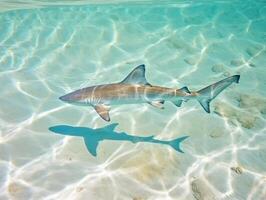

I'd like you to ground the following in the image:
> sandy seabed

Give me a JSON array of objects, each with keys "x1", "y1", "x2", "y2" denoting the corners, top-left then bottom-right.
[{"x1": 0, "y1": 1, "x2": 266, "y2": 199}]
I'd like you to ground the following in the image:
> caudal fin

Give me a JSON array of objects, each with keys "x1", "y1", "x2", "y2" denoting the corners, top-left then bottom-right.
[
  {"x1": 197, "y1": 75, "x2": 240, "y2": 113},
  {"x1": 168, "y1": 136, "x2": 189, "y2": 153}
]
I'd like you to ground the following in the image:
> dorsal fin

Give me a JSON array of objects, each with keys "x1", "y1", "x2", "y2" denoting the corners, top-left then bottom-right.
[
  {"x1": 101, "y1": 123, "x2": 119, "y2": 131},
  {"x1": 121, "y1": 64, "x2": 151, "y2": 85}
]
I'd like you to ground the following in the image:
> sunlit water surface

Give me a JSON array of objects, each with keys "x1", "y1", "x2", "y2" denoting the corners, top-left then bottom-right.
[{"x1": 0, "y1": 1, "x2": 266, "y2": 199}]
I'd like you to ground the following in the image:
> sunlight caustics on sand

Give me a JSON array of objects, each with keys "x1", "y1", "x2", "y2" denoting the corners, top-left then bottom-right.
[{"x1": 0, "y1": 1, "x2": 266, "y2": 199}]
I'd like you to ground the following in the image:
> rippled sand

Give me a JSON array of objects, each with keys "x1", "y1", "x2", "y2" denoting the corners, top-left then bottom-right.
[{"x1": 0, "y1": 1, "x2": 266, "y2": 199}]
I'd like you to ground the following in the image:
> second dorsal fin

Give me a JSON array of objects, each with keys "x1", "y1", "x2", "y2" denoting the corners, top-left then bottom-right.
[
  {"x1": 121, "y1": 64, "x2": 151, "y2": 85},
  {"x1": 180, "y1": 86, "x2": 191, "y2": 94}
]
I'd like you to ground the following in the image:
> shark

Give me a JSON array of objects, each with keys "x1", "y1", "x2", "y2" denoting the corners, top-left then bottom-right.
[
  {"x1": 59, "y1": 64, "x2": 240, "y2": 121},
  {"x1": 49, "y1": 123, "x2": 189, "y2": 156}
]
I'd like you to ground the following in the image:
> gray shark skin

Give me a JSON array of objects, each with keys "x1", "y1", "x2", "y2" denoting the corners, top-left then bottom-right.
[
  {"x1": 59, "y1": 64, "x2": 240, "y2": 121},
  {"x1": 49, "y1": 123, "x2": 189, "y2": 156}
]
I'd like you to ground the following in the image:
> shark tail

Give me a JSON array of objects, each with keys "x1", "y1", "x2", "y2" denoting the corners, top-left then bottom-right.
[
  {"x1": 169, "y1": 136, "x2": 189, "y2": 153},
  {"x1": 196, "y1": 75, "x2": 240, "y2": 113}
]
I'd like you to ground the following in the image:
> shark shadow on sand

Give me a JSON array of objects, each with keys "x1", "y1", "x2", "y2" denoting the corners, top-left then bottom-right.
[{"x1": 49, "y1": 123, "x2": 189, "y2": 157}]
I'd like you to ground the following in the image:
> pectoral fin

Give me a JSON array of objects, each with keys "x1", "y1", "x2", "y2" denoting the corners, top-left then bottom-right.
[
  {"x1": 93, "y1": 105, "x2": 110, "y2": 121},
  {"x1": 84, "y1": 137, "x2": 99, "y2": 156},
  {"x1": 148, "y1": 100, "x2": 164, "y2": 109}
]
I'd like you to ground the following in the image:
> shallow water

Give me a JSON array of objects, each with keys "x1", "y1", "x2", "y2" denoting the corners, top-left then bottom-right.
[{"x1": 0, "y1": 1, "x2": 266, "y2": 199}]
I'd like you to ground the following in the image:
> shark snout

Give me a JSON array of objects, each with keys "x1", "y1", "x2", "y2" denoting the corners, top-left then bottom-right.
[
  {"x1": 59, "y1": 92, "x2": 81, "y2": 104},
  {"x1": 59, "y1": 94, "x2": 71, "y2": 102}
]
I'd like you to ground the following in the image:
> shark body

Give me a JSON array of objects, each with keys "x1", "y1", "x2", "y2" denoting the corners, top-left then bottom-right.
[
  {"x1": 59, "y1": 64, "x2": 240, "y2": 121},
  {"x1": 49, "y1": 123, "x2": 189, "y2": 156}
]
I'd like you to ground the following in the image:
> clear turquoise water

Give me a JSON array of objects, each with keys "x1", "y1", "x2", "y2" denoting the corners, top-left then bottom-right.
[{"x1": 0, "y1": 1, "x2": 266, "y2": 199}]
